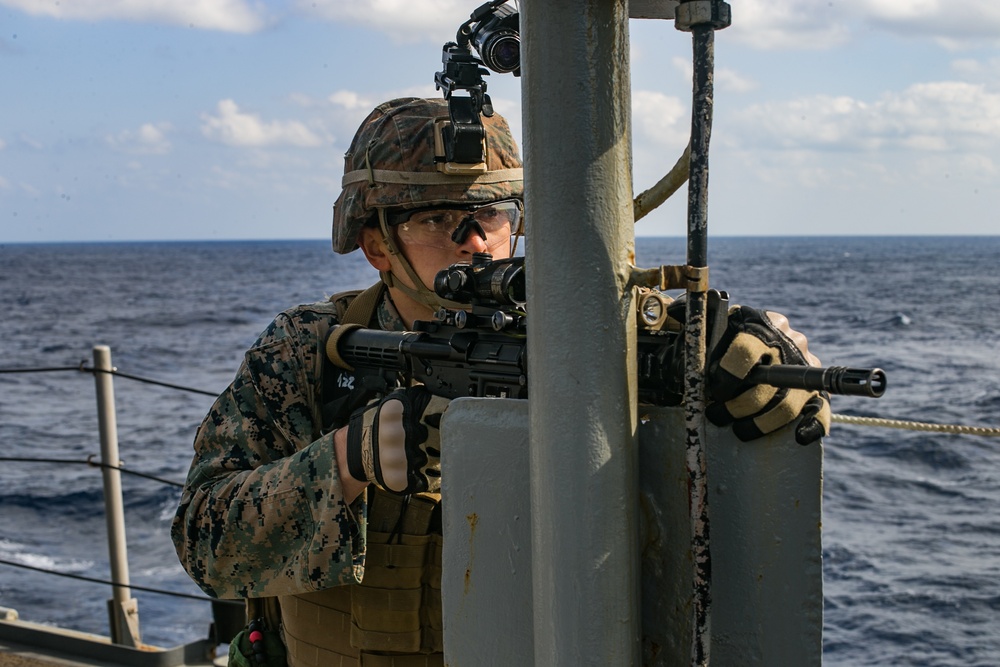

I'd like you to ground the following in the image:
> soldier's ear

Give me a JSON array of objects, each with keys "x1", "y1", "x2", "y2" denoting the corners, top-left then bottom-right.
[{"x1": 357, "y1": 226, "x2": 392, "y2": 271}]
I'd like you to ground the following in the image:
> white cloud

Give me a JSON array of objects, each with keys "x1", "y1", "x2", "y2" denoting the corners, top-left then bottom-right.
[
  {"x1": 294, "y1": 0, "x2": 992, "y2": 56},
  {"x1": 17, "y1": 134, "x2": 43, "y2": 150},
  {"x1": 630, "y1": 89, "x2": 692, "y2": 200},
  {"x1": 881, "y1": 81, "x2": 1000, "y2": 141},
  {"x1": 200, "y1": 100, "x2": 327, "y2": 148},
  {"x1": 107, "y1": 122, "x2": 173, "y2": 155},
  {"x1": 717, "y1": 68, "x2": 758, "y2": 94},
  {"x1": 951, "y1": 57, "x2": 1000, "y2": 86},
  {"x1": 727, "y1": 0, "x2": 852, "y2": 51},
  {"x1": 734, "y1": 149, "x2": 851, "y2": 189},
  {"x1": 731, "y1": 81, "x2": 1000, "y2": 153},
  {"x1": 297, "y1": 0, "x2": 472, "y2": 43},
  {"x1": 953, "y1": 152, "x2": 998, "y2": 178},
  {"x1": 0, "y1": 0, "x2": 268, "y2": 33},
  {"x1": 18, "y1": 182, "x2": 41, "y2": 197},
  {"x1": 284, "y1": 87, "x2": 464, "y2": 155},
  {"x1": 328, "y1": 90, "x2": 381, "y2": 113},
  {"x1": 632, "y1": 90, "x2": 688, "y2": 148},
  {"x1": 857, "y1": 0, "x2": 1000, "y2": 48},
  {"x1": 725, "y1": 0, "x2": 1000, "y2": 51},
  {"x1": 951, "y1": 59, "x2": 983, "y2": 77}
]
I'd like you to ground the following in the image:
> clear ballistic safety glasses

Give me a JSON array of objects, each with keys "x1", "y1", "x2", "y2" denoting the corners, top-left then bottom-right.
[{"x1": 387, "y1": 199, "x2": 522, "y2": 251}]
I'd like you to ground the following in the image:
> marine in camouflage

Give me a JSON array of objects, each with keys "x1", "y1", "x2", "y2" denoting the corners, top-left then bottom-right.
[
  {"x1": 173, "y1": 96, "x2": 519, "y2": 663},
  {"x1": 171, "y1": 293, "x2": 406, "y2": 599}
]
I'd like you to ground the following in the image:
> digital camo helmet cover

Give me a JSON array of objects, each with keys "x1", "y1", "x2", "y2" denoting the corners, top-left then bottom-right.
[{"x1": 332, "y1": 97, "x2": 524, "y2": 254}]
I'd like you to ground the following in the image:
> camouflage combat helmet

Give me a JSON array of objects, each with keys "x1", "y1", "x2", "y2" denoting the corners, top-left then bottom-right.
[{"x1": 332, "y1": 97, "x2": 524, "y2": 254}]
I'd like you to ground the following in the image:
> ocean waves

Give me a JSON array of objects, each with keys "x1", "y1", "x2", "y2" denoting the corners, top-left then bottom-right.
[{"x1": 2, "y1": 237, "x2": 998, "y2": 659}]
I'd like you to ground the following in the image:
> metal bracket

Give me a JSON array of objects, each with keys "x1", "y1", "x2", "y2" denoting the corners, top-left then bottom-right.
[
  {"x1": 108, "y1": 597, "x2": 142, "y2": 648},
  {"x1": 675, "y1": 0, "x2": 732, "y2": 31},
  {"x1": 629, "y1": 264, "x2": 709, "y2": 292},
  {"x1": 629, "y1": 0, "x2": 679, "y2": 19}
]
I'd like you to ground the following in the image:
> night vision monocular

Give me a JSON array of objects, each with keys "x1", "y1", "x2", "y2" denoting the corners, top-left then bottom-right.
[{"x1": 434, "y1": 0, "x2": 520, "y2": 172}]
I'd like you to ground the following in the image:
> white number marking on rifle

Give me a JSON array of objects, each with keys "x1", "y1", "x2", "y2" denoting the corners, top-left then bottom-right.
[{"x1": 338, "y1": 373, "x2": 355, "y2": 390}]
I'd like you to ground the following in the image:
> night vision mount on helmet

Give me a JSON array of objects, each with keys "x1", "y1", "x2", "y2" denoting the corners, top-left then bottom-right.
[{"x1": 434, "y1": 0, "x2": 520, "y2": 173}]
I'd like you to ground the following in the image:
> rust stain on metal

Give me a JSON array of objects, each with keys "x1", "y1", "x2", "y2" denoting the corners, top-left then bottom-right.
[{"x1": 464, "y1": 513, "x2": 479, "y2": 596}]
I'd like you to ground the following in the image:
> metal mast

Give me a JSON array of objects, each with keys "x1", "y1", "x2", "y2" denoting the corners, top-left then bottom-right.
[{"x1": 522, "y1": 1, "x2": 640, "y2": 664}]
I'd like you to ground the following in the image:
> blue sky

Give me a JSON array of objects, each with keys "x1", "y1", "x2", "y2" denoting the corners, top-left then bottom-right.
[{"x1": 1, "y1": 0, "x2": 998, "y2": 242}]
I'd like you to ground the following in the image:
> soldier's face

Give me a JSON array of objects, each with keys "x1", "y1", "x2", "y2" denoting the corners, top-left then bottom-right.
[
  {"x1": 394, "y1": 215, "x2": 512, "y2": 292},
  {"x1": 357, "y1": 210, "x2": 515, "y2": 324}
]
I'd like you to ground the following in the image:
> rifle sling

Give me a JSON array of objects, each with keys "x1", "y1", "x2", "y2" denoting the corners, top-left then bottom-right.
[{"x1": 321, "y1": 282, "x2": 386, "y2": 430}]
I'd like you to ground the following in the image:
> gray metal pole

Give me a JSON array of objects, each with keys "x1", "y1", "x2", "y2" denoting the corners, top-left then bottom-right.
[
  {"x1": 92, "y1": 345, "x2": 141, "y2": 646},
  {"x1": 681, "y1": 23, "x2": 715, "y2": 667},
  {"x1": 521, "y1": 1, "x2": 640, "y2": 665},
  {"x1": 675, "y1": 4, "x2": 730, "y2": 663}
]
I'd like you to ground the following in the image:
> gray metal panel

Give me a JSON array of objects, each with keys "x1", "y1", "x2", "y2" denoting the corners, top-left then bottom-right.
[
  {"x1": 639, "y1": 407, "x2": 823, "y2": 666},
  {"x1": 441, "y1": 398, "x2": 533, "y2": 666},
  {"x1": 442, "y1": 401, "x2": 823, "y2": 666}
]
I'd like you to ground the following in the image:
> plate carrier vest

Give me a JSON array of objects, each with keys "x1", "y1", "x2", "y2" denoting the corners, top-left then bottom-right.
[{"x1": 277, "y1": 283, "x2": 445, "y2": 667}]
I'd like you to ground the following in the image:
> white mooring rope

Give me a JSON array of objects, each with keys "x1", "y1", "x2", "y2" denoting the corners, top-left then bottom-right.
[{"x1": 832, "y1": 414, "x2": 1000, "y2": 437}]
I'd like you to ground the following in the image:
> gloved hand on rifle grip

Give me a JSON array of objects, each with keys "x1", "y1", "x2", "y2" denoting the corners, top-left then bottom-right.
[
  {"x1": 346, "y1": 386, "x2": 450, "y2": 495},
  {"x1": 706, "y1": 305, "x2": 831, "y2": 446}
]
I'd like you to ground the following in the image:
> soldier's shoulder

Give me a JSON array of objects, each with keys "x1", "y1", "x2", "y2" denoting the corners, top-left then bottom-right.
[
  {"x1": 252, "y1": 300, "x2": 342, "y2": 348},
  {"x1": 326, "y1": 289, "x2": 366, "y2": 320},
  {"x1": 280, "y1": 299, "x2": 344, "y2": 324}
]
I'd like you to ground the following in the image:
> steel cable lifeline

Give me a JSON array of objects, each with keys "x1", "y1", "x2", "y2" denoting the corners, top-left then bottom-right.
[
  {"x1": 0, "y1": 364, "x2": 219, "y2": 396},
  {"x1": 1, "y1": 345, "x2": 238, "y2": 648},
  {"x1": 0, "y1": 557, "x2": 230, "y2": 605},
  {"x1": 1, "y1": 361, "x2": 997, "y2": 439},
  {"x1": 0, "y1": 456, "x2": 185, "y2": 487}
]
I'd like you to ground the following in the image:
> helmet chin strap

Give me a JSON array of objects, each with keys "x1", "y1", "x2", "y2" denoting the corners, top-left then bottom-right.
[{"x1": 376, "y1": 209, "x2": 468, "y2": 313}]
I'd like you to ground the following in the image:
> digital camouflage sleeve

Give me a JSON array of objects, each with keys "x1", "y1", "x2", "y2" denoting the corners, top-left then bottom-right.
[{"x1": 171, "y1": 300, "x2": 367, "y2": 599}]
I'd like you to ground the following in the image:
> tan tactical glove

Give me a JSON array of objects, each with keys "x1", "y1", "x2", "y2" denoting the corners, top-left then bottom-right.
[
  {"x1": 707, "y1": 306, "x2": 831, "y2": 445},
  {"x1": 346, "y1": 386, "x2": 449, "y2": 495}
]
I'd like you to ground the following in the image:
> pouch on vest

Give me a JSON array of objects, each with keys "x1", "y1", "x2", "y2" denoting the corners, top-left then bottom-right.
[
  {"x1": 228, "y1": 597, "x2": 286, "y2": 667},
  {"x1": 228, "y1": 617, "x2": 287, "y2": 667},
  {"x1": 348, "y1": 491, "x2": 444, "y2": 654}
]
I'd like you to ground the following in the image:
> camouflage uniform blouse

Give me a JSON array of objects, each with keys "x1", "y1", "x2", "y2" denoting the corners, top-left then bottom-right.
[{"x1": 171, "y1": 292, "x2": 404, "y2": 599}]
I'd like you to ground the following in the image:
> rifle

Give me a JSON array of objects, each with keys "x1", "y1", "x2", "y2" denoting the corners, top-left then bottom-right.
[{"x1": 325, "y1": 254, "x2": 886, "y2": 403}]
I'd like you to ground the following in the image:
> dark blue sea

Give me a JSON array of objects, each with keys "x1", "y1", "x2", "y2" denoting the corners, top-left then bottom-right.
[{"x1": 1, "y1": 237, "x2": 998, "y2": 665}]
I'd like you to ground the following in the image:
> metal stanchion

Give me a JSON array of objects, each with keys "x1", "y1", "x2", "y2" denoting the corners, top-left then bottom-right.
[{"x1": 92, "y1": 345, "x2": 142, "y2": 648}]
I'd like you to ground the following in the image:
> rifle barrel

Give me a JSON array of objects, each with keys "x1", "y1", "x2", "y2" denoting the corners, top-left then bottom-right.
[{"x1": 746, "y1": 365, "x2": 886, "y2": 398}]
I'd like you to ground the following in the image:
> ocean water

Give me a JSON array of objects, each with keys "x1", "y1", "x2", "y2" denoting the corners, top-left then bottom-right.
[{"x1": 1, "y1": 237, "x2": 998, "y2": 665}]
